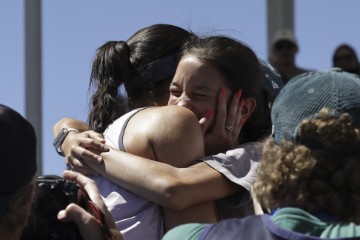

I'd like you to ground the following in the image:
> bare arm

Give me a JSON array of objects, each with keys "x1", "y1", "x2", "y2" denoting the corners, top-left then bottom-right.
[
  {"x1": 86, "y1": 147, "x2": 239, "y2": 210},
  {"x1": 53, "y1": 118, "x2": 108, "y2": 173},
  {"x1": 53, "y1": 117, "x2": 90, "y2": 136},
  {"x1": 53, "y1": 119, "x2": 239, "y2": 210},
  {"x1": 53, "y1": 94, "x2": 243, "y2": 210},
  {"x1": 119, "y1": 105, "x2": 218, "y2": 229},
  {"x1": 54, "y1": 105, "x2": 241, "y2": 210}
]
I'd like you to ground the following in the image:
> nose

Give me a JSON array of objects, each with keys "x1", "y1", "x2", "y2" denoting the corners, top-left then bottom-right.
[{"x1": 176, "y1": 94, "x2": 193, "y2": 111}]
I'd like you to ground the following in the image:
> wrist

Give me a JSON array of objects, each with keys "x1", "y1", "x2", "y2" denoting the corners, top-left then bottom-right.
[{"x1": 53, "y1": 128, "x2": 80, "y2": 156}]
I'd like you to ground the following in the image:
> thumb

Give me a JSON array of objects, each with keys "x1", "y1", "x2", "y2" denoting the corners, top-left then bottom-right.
[
  {"x1": 58, "y1": 203, "x2": 103, "y2": 240},
  {"x1": 199, "y1": 110, "x2": 212, "y2": 134}
]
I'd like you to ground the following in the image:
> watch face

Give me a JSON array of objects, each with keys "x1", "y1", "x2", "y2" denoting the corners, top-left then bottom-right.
[
  {"x1": 53, "y1": 128, "x2": 67, "y2": 146},
  {"x1": 53, "y1": 128, "x2": 79, "y2": 156},
  {"x1": 53, "y1": 128, "x2": 69, "y2": 156}
]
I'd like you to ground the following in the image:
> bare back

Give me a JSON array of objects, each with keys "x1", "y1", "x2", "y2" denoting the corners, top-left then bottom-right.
[{"x1": 123, "y1": 105, "x2": 218, "y2": 230}]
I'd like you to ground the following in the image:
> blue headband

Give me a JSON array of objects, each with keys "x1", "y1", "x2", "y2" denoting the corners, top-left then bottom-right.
[{"x1": 131, "y1": 52, "x2": 179, "y2": 93}]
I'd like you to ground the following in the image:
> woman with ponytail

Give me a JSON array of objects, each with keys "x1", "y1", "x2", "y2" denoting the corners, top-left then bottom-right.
[{"x1": 53, "y1": 24, "x2": 279, "y2": 239}]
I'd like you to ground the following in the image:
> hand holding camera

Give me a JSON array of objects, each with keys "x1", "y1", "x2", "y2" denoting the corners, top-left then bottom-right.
[
  {"x1": 21, "y1": 171, "x2": 122, "y2": 240},
  {"x1": 58, "y1": 171, "x2": 122, "y2": 240}
]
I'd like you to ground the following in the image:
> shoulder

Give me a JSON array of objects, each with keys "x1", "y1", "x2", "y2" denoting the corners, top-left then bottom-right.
[
  {"x1": 124, "y1": 106, "x2": 204, "y2": 157},
  {"x1": 144, "y1": 105, "x2": 198, "y2": 122},
  {"x1": 131, "y1": 105, "x2": 201, "y2": 134},
  {"x1": 203, "y1": 215, "x2": 277, "y2": 240},
  {"x1": 162, "y1": 223, "x2": 208, "y2": 240},
  {"x1": 201, "y1": 141, "x2": 263, "y2": 189},
  {"x1": 163, "y1": 216, "x2": 266, "y2": 240}
]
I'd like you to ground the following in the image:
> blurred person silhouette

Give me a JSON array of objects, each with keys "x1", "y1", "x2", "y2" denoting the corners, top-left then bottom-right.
[
  {"x1": 0, "y1": 103, "x2": 122, "y2": 240},
  {"x1": 269, "y1": 28, "x2": 312, "y2": 84},
  {"x1": 163, "y1": 69, "x2": 360, "y2": 240},
  {"x1": 332, "y1": 43, "x2": 360, "y2": 75}
]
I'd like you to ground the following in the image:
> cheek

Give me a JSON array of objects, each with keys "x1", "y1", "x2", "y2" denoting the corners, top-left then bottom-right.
[
  {"x1": 167, "y1": 96, "x2": 176, "y2": 106},
  {"x1": 193, "y1": 100, "x2": 217, "y2": 116}
]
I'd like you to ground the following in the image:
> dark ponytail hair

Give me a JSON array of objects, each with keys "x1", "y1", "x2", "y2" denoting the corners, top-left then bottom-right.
[
  {"x1": 87, "y1": 24, "x2": 193, "y2": 133},
  {"x1": 88, "y1": 41, "x2": 134, "y2": 132}
]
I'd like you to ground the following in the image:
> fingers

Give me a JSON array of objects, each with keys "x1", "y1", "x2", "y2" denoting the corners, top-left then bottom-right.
[
  {"x1": 63, "y1": 171, "x2": 104, "y2": 208},
  {"x1": 71, "y1": 143, "x2": 105, "y2": 164},
  {"x1": 63, "y1": 130, "x2": 109, "y2": 168},
  {"x1": 86, "y1": 131, "x2": 107, "y2": 143},
  {"x1": 212, "y1": 88, "x2": 227, "y2": 132},
  {"x1": 225, "y1": 90, "x2": 244, "y2": 142},
  {"x1": 203, "y1": 88, "x2": 244, "y2": 154},
  {"x1": 214, "y1": 89, "x2": 242, "y2": 133},
  {"x1": 62, "y1": 171, "x2": 118, "y2": 231},
  {"x1": 58, "y1": 203, "x2": 104, "y2": 240},
  {"x1": 229, "y1": 98, "x2": 244, "y2": 141},
  {"x1": 199, "y1": 110, "x2": 213, "y2": 134},
  {"x1": 81, "y1": 131, "x2": 109, "y2": 152},
  {"x1": 71, "y1": 132, "x2": 109, "y2": 155},
  {"x1": 225, "y1": 90, "x2": 242, "y2": 129}
]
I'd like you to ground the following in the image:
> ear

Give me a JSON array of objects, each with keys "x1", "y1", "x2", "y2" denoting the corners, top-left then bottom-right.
[{"x1": 241, "y1": 97, "x2": 256, "y2": 122}]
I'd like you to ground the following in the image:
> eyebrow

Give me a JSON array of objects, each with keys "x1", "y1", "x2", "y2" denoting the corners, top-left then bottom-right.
[{"x1": 170, "y1": 82, "x2": 214, "y2": 91}]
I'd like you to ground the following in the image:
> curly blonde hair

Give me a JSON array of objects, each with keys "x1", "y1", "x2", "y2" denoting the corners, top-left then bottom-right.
[{"x1": 253, "y1": 108, "x2": 360, "y2": 222}]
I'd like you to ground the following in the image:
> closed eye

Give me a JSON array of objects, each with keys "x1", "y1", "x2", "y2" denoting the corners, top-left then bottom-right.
[
  {"x1": 192, "y1": 89, "x2": 216, "y2": 98},
  {"x1": 195, "y1": 92, "x2": 210, "y2": 97},
  {"x1": 169, "y1": 89, "x2": 182, "y2": 97}
]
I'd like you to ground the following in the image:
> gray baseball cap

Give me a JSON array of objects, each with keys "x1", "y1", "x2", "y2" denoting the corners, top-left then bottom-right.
[{"x1": 272, "y1": 68, "x2": 360, "y2": 143}]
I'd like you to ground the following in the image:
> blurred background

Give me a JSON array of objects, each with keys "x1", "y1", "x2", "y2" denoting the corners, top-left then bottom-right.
[{"x1": 1, "y1": 0, "x2": 359, "y2": 175}]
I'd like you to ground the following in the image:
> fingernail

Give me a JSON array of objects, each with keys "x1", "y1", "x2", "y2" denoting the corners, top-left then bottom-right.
[
  {"x1": 205, "y1": 110, "x2": 212, "y2": 119},
  {"x1": 239, "y1": 98, "x2": 244, "y2": 106},
  {"x1": 220, "y1": 88, "x2": 226, "y2": 97},
  {"x1": 57, "y1": 210, "x2": 65, "y2": 219},
  {"x1": 98, "y1": 137, "x2": 106, "y2": 142},
  {"x1": 236, "y1": 89, "x2": 242, "y2": 98},
  {"x1": 97, "y1": 156, "x2": 102, "y2": 163}
]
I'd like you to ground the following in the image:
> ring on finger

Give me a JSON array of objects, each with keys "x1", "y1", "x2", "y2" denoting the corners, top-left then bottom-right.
[{"x1": 225, "y1": 125, "x2": 234, "y2": 131}]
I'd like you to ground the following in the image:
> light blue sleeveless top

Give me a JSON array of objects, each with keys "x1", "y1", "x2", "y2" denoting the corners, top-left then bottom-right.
[{"x1": 92, "y1": 107, "x2": 164, "y2": 240}]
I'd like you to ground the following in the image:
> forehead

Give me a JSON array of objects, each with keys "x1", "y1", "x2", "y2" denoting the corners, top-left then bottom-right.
[{"x1": 171, "y1": 55, "x2": 226, "y2": 87}]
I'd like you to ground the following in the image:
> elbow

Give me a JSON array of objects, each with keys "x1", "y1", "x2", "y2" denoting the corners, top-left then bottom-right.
[{"x1": 156, "y1": 178, "x2": 189, "y2": 210}]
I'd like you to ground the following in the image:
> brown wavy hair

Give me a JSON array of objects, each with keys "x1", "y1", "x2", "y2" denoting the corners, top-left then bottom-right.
[{"x1": 254, "y1": 108, "x2": 360, "y2": 223}]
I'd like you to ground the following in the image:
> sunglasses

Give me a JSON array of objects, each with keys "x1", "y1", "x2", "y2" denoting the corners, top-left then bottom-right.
[{"x1": 274, "y1": 41, "x2": 295, "y2": 51}]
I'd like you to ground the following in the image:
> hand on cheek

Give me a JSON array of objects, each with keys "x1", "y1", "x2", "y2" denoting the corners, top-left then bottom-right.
[
  {"x1": 199, "y1": 110, "x2": 213, "y2": 134},
  {"x1": 202, "y1": 88, "x2": 244, "y2": 155}
]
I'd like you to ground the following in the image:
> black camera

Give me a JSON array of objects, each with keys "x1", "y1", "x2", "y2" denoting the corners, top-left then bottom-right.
[{"x1": 21, "y1": 175, "x2": 87, "y2": 240}]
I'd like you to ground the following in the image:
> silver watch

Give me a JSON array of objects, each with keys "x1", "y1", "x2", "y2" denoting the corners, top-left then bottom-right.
[{"x1": 53, "y1": 128, "x2": 79, "y2": 156}]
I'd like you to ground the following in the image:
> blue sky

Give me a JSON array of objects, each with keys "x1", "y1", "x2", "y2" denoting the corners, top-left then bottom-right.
[{"x1": 1, "y1": 0, "x2": 360, "y2": 175}]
